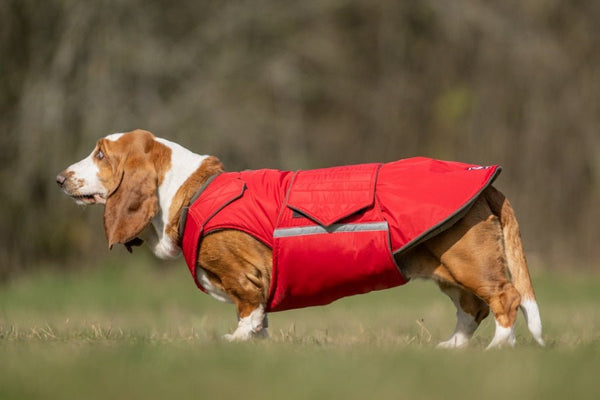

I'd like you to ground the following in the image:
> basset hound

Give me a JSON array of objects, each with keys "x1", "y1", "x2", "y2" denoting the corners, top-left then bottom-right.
[{"x1": 56, "y1": 129, "x2": 544, "y2": 348}]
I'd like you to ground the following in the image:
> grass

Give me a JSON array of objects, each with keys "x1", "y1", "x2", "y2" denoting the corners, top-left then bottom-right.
[{"x1": 1, "y1": 255, "x2": 599, "y2": 399}]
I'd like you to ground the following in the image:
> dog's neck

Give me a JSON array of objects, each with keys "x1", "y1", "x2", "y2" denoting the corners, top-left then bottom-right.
[{"x1": 146, "y1": 138, "x2": 224, "y2": 259}]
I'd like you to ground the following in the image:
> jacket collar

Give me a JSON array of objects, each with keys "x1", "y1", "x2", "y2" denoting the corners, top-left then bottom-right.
[{"x1": 177, "y1": 172, "x2": 222, "y2": 246}]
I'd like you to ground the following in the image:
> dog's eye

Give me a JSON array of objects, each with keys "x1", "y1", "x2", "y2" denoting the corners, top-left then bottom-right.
[{"x1": 96, "y1": 150, "x2": 104, "y2": 160}]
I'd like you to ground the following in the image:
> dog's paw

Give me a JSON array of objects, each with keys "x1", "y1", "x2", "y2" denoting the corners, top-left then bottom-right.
[
  {"x1": 436, "y1": 337, "x2": 469, "y2": 349},
  {"x1": 223, "y1": 333, "x2": 239, "y2": 342},
  {"x1": 224, "y1": 307, "x2": 269, "y2": 342},
  {"x1": 223, "y1": 328, "x2": 269, "y2": 342},
  {"x1": 223, "y1": 333, "x2": 245, "y2": 342},
  {"x1": 223, "y1": 330, "x2": 251, "y2": 342},
  {"x1": 486, "y1": 322, "x2": 516, "y2": 350}
]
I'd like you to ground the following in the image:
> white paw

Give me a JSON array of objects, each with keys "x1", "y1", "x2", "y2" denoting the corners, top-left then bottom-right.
[
  {"x1": 437, "y1": 335, "x2": 469, "y2": 349},
  {"x1": 223, "y1": 333, "x2": 237, "y2": 342},
  {"x1": 250, "y1": 308, "x2": 266, "y2": 332},
  {"x1": 223, "y1": 330, "x2": 252, "y2": 342},
  {"x1": 486, "y1": 322, "x2": 516, "y2": 350},
  {"x1": 223, "y1": 327, "x2": 269, "y2": 342},
  {"x1": 224, "y1": 306, "x2": 269, "y2": 342}
]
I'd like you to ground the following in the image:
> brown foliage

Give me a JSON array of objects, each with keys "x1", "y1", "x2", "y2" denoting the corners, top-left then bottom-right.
[{"x1": 1, "y1": 0, "x2": 598, "y2": 276}]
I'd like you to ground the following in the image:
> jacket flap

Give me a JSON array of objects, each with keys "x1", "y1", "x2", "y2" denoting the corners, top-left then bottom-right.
[
  {"x1": 188, "y1": 175, "x2": 246, "y2": 230},
  {"x1": 286, "y1": 163, "x2": 381, "y2": 227}
]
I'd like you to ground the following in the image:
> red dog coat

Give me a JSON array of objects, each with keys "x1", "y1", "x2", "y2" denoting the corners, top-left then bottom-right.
[{"x1": 180, "y1": 157, "x2": 500, "y2": 312}]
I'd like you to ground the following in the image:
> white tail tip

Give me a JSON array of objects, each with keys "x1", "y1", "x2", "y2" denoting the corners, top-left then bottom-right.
[{"x1": 520, "y1": 298, "x2": 544, "y2": 346}]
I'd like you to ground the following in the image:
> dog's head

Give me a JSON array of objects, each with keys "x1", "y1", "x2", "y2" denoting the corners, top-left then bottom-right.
[{"x1": 56, "y1": 130, "x2": 170, "y2": 251}]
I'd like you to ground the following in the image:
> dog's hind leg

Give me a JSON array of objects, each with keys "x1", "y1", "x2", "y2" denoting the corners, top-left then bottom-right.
[
  {"x1": 436, "y1": 284, "x2": 490, "y2": 349},
  {"x1": 424, "y1": 196, "x2": 521, "y2": 349},
  {"x1": 398, "y1": 245, "x2": 487, "y2": 348}
]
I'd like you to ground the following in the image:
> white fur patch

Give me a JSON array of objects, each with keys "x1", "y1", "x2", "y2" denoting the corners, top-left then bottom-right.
[
  {"x1": 224, "y1": 305, "x2": 269, "y2": 341},
  {"x1": 196, "y1": 268, "x2": 232, "y2": 303},
  {"x1": 437, "y1": 287, "x2": 479, "y2": 349},
  {"x1": 148, "y1": 137, "x2": 209, "y2": 260},
  {"x1": 105, "y1": 132, "x2": 124, "y2": 142},
  {"x1": 437, "y1": 310, "x2": 478, "y2": 349},
  {"x1": 486, "y1": 319, "x2": 516, "y2": 349},
  {"x1": 521, "y1": 298, "x2": 545, "y2": 346},
  {"x1": 64, "y1": 151, "x2": 106, "y2": 202},
  {"x1": 62, "y1": 132, "x2": 126, "y2": 202}
]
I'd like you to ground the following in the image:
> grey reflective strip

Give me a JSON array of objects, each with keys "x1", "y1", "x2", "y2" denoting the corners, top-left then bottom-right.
[{"x1": 273, "y1": 221, "x2": 388, "y2": 238}]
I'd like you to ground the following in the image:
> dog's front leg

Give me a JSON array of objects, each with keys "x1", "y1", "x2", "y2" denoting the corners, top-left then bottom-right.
[
  {"x1": 197, "y1": 230, "x2": 273, "y2": 342},
  {"x1": 224, "y1": 305, "x2": 269, "y2": 341}
]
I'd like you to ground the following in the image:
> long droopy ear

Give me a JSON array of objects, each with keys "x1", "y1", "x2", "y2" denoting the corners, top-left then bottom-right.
[{"x1": 103, "y1": 152, "x2": 158, "y2": 250}]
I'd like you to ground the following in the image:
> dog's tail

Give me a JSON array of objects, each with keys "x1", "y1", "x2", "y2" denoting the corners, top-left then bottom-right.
[{"x1": 485, "y1": 186, "x2": 545, "y2": 346}]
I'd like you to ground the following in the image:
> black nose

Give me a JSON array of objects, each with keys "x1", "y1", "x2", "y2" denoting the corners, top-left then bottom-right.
[{"x1": 56, "y1": 173, "x2": 67, "y2": 186}]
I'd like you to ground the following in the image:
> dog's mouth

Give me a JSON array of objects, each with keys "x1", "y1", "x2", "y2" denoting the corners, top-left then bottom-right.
[{"x1": 71, "y1": 193, "x2": 106, "y2": 205}]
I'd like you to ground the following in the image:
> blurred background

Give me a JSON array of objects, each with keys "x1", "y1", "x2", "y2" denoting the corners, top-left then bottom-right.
[{"x1": 1, "y1": 0, "x2": 598, "y2": 278}]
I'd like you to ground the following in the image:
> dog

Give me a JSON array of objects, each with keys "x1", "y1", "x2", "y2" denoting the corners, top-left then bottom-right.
[{"x1": 56, "y1": 129, "x2": 544, "y2": 348}]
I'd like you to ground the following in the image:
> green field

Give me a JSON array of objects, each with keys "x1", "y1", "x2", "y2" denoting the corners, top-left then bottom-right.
[{"x1": 1, "y1": 256, "x2": 598, "y2": 400}]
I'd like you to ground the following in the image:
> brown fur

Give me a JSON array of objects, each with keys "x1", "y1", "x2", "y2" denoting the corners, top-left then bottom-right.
[
  {"x1": 485, "y1": 186, "x2": 536, "y2": 300},
  {"x1": 60, "y1": 130, "x2": 540, "y2": 345},
  {"x1": 165, "y1": 156, "x2": 224, "y2": 244},
  {"x1": 99, "y1": 130, "x2": 171, "y2": 248},
  {"x1": 198, "y1": 230, "x2": 272, "y2": 318},
  {"x1": 394, "y1": 190, "x2": 523, "y2": 329}
]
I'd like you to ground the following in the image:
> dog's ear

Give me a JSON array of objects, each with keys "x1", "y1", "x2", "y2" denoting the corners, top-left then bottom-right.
[{"x1": 103, "y1": 152, "x2": 158, "y2": 251}]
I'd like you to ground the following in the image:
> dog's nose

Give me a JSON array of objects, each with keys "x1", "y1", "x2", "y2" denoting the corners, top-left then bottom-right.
[{"x1": 56, "y1": 173, "x2": 67, "y2": 187}]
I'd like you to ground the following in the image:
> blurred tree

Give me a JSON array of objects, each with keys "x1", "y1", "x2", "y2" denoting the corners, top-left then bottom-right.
[{"x1": 1, "y1": 0, "x2": 598, "y2": 277}]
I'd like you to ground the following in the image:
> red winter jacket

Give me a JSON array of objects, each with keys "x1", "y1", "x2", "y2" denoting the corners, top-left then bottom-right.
[{"x1": 180, "y1": 158, "x2": 500, "y2": 312}]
